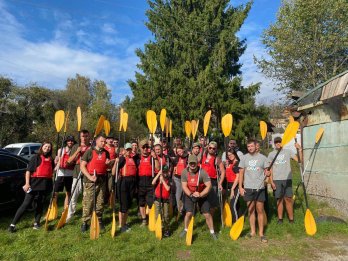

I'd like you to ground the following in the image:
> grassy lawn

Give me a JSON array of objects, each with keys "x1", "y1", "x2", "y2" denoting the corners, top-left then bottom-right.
[{"x1": 1, "y1": 161, "x2": 347, "y2": 261}]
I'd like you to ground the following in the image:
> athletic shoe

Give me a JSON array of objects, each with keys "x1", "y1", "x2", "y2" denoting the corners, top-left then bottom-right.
[
  {"x1": 140, "y1": 219, "x2": 148, "y2": 226},
  {"x1": 164, "y1": 230, "x2": 171, "y2": 238},
  {"x1": 8, "y1": 225, "x2": 16, "y2": 233},
  {"x1": 210, "y1": 233, "x2": 218, "y2": 241},
  {"x1": 179, "y1": 230, "x2": 187, "y2": 238},
  {"x1": 120, "y1": 225, "x2": 131, "y2": 233},
  {"x1": 81, "y1": 222, "x2": 89, "y2": 233},
  {"x1": 33, "y1": 223, "x2": 40, "y2": 230},
  {"x1": 277, "y1": 219, "x2": 283, "y2": 224}
]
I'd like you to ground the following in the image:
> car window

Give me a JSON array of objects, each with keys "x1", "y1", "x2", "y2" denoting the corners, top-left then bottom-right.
[
  {"x1": 0, "y1": 155, "x2": 20, "y2": 171},
  {"x1": 20, "y1": 147, "x2": 29, "y2": 156},
  {"x1": 4, "y1": 148, "x2": 21, "y2": 155},
  {"x1": 30, "y1": 146, "x2": 40, "y2": 154}
]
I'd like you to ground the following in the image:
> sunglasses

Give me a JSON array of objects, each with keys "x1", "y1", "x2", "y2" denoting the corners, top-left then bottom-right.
[
  {"x1": 208, "y1": 147, "x2": 216, "y2": 150},
  {"x1": 142, "y1": 146, "x2": 150, "y2": 149},
  {"x1": 274, "y1": 141, "x2": 281, "y2": 144}
]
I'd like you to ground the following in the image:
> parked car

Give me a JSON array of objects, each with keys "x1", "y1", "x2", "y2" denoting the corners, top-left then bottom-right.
[
  {"x1": 0, "y1": 149, "x2": 28, "y2": 210},
  {"x1": 4, "y1": 143, "x2": 41, "y2": 160}
]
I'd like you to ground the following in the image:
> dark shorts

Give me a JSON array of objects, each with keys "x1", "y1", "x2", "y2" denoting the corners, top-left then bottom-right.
[
  {"x1": 138, "y1": 185, "x2": 154, "y2": 208},
  {"x1": 207, "y1": 179, "x2": 219, "y2": 208},
  {"x1": 183, "y1": 194, "x2": 210, "y2": 214},
  {"x1": 117, "y1": 176, "x2": 136, "y2": 213},
  {"x1": 54, "y1": 176, "x2": 73, "y2": 193},
  {"x1": 274, "y1": 180, "x2": 293, "y2": 199},
  {"x1": 243, "y1": 188, "x2": 266, "y2": 202}
]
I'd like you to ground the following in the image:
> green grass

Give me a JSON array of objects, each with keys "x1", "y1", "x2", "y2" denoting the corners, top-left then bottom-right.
[{"x1": 1, "y1": 162, "x2": 347, "y2": 261}]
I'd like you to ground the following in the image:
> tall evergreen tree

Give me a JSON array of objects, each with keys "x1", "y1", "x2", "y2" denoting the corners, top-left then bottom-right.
[{"x1": 127, "y1": 0, "x2": 267, "y2": 141}]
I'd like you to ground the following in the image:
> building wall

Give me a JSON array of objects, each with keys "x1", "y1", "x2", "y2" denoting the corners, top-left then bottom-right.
[{"x1": 302, "y1": 100, "x2": 348, "y2": 216}]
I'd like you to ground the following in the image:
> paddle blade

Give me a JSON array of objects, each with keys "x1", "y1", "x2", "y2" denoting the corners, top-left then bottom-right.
[
  {"x1": 148, "y1": 205, "x2": 156, "y2": 231},
  {"x1": 289, "y1": 115, "x2": 294, "y2": 123},
  {"x1": 191, "y1": 120, "x2": 199, "y2": 139},
  {"x1": 48, "y1": 198, "x2": 58, "y2": 221},
  {"x1": 223, "y1": 201, "x2": 232, "y2": 227},
  {"x1": 160, "y1": 109, "x2": 167, "y2": 131},
  {"x1": 315, "y1": 127, "x2": 324, "y2": 143},
  {"x1": 259, "y1": 121, "x2": 267, "y2": 140},
  {"x1": 186, "y1": 216, "x2": 194, "y2": 246},
  {"x1": 63, "y1": 111, "x2": 70, "y2": 133},
  {"x1": 165, "y1": 117, "x2": 170, "y2": 137},
  {"x1": 94, "y1": 115, "x2": 106, "y2": 137},
  {"x1": 169, "y1": 120, "x2": 173, "y2": 137},
  {"x1": 203, "y1": 110, "x2": 211, "y2": 137},
  {"x1": 222, "y1": 114, "x2": 233, "y2": 137},
  {"x1": 111, "y1": 212, "x2": 116, "y2": 238},
  {"x1": 305, "y1": 209, "x2": 317, "y2": 236},
  {"x1": 146, "y1": 110, "x2": 157, "y2": 134},
  {"x1": 77, "y1": 107, "x2": 82, "y2": 131},
  {"x1": 185, "y1": 120, "x2": 192, "y2": 138},
  {"x1": 104, "y1": 120, "x2": 111, "y2": 136},
  {"x1": 155, "y1": 214, "x2": 162, "y2": 240},
  {"x1": 281, "y1": 121, "x2": 300, "y2": 147},
  {"x1": 230, "y1": 215, "x2": 245, "y2": 240},
  {"x1": 55, "y1": 110, "x2": 65, "y2": 133},
  {"x1": 56, "y1": 206, "x2": 68, "y2": 229},
  {"x1": 145, "y1": 205, "x2": 149, "y2": 215},
  {"x1": 122, "y1": 112, "x2": 128, "y2": 132},
  {"x1": 119, "y1": 108, "x2": 124, "y2": 131},
  {"x1": 90, "y1": 211, "x2": 100, "y2": 240}
]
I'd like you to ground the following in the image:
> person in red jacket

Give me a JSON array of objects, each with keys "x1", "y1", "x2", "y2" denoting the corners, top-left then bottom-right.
[
  {"x1": 8, "y1": 142, "x2": 54, "y2": 232},
  {"x1": 152, "y1": 165, "x2": 171, "y2": 237},
  {"x1": 104, "y1": 136, "x2": 117, "y2": 206},
  {"x1": 225, "y1": 149, "x2": 240, "y2": 223}
]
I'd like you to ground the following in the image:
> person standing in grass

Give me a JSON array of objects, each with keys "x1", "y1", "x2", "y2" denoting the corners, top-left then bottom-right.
[
  {"x1": 239, "y1": 139, "x2": 270, "y2": 243},
  {"x1": 80, "y1": 135, "x2": 112, "y2": 233},
  {"x1": 173, "y1": 145, "x2": 188, "y2": 217},
  {"x1": 180, "y1": 155, "x2": 216, "y2": 240},
  {"x1": 268, "y1": 136, "x2": 302, "y2": 224},
  {"x1": 104, "y1": 136, "x2": 117, "y2": 206},
  {"x1": 152, "y1": 165, "x2": 171, "y2": 237},
  {"x1": 225, "y1": 149, "x2": 240, "y2": 223},
  {"x1": 113, "y1": 143, "x2": 139, "y2": 233},
  {"x1": 8, "y1": 142, "x2": 54, "y2": 232}
]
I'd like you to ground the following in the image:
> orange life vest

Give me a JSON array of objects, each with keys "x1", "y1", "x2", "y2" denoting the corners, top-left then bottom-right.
[
  {"x1": 187, "y1": 171, "x2": 205, "y2": 193},
  {"x1": 77, "y1": 144, "x2": 90, "y2": 164},
  {"x1": 226, "y1": 161, "x2": 238, "y2": 183},
  {"x1": 31, "y1": 155, "x2": 53, "y2": 178},
  {"x1": 87, "y1": 150, "x2": 108, "y2": 175},
  {"x1": 155, "y1": 180, "x2": 170, "y2": 199},
  {"x1": 121, "y1": 157, "x2": 137, "y2": 177},
  {"x1": 138, "y1": 155, "x2": 152, "y2": 177},
  {"x1": 60, "y1": 148, "x2": 74, "y2": 170},
  {"x1": 176, "y1": 156, "x2": 187, "y2": 176},
  {"x1": 104, "y1": 145, "x2": 116, "y2": 160},
  {"x1": 202, "y1": 154, "x2": 217, "y2": 179}
]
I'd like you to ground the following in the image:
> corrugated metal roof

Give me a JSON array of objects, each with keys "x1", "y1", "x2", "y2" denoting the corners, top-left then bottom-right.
[{"x1": 295, "y1": 70, "x2": 348, "y2": 107}]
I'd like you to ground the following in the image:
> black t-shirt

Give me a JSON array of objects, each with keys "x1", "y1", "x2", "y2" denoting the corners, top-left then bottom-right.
[{"x1": 28, "y1": 154, "x2": 54, "y2": 192}]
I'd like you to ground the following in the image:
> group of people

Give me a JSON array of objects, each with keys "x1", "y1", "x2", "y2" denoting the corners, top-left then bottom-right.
[{"x1": 8, "y1": 130, "x2": 302, "y2": 244}]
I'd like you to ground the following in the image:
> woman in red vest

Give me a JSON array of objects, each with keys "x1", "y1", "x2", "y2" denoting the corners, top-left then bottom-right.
[
  {"x1": 8, "y1": 142, "x2": 54, "y2": 232},
  {"x1": 225, "y1": 149, "x2": 240, "y2": 223}
]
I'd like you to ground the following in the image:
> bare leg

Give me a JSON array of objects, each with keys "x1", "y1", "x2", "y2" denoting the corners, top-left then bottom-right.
[
  {"x1": 277, "y1": 198, "x2": 284, "y2": 219},
  {"x1": 248, "y1": 201, "x2": 256, "y2": 236},
  {"x1": 184, "y1": 212, "x2": 193, "y2": 229},
  {"x1": 64, "y1": 192, "x2": 70, "y2": 207},
  {"x1": 284, "y1": 197, "x2": 294, "y2": 221},
  {"x1": 203, "y1": 213, "x2": 214, "y2": 231},
  {"x1": 140, "y1": 206, "x2": 146, "y2": 219},
  {"x1": 256, "y1": 201, "x2": 265, "y2": 237}
]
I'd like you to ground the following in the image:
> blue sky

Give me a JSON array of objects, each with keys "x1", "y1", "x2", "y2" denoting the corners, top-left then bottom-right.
[{"x1": 0, "y1": 0, "x2": 281, "y2": 104}]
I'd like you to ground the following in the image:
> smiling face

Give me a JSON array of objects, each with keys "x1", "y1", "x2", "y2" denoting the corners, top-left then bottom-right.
[
  {"x1": 227, "y1": 151, "x2": 236, "y2": 161},
  {"x1": 154, "y1": 145, "x2": 161, "y2": 156},
  {"x1": 41, "y1": 142, "x2": 52, "y2": 155},
  {"x1": 247, "y1": 142, "x2": 256, "y2": 154}
]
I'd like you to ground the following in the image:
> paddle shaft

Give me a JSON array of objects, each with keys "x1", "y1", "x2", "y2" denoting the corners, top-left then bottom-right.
[{"x1": 113, "y1": 162, "x2": 119, "y2": 214}]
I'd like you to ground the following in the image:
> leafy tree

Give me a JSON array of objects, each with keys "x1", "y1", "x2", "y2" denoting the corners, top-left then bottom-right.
[
  {"x1": 256, "y1": 0, "x2": 348, "y2": 94},
  {"x1": 127, "y1": 0, "x2": 267, "y2": 143}
]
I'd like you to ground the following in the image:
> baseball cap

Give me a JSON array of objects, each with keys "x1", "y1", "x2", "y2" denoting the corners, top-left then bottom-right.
[
  {"x1": 192, "y1": 142, "x2": 201, "y2": 148},
  {"x1": 65, "y1": 135, "x2": 76, "y2": 143},
  {"x1": 274, "y1": 137, "x2": 282, "y2": 143},
  {"x1": 208, "y1": 141, "x2": 217, "y2": 148},
  {"x1": 188, "y1": 155, "x2": 198, "y2": 164},
  {"x1": 124, "y1": 143, "x2": 132, "y2": 150},
  {"x1": 139, "y1": 139, "x2": 149, "y2": 148}
]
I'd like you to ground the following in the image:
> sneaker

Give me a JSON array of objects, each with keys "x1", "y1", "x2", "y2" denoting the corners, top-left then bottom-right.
[
  {"x1": 261, "y1": 235, "x2": 268, "y2": 243},
  {"x1": 164, "y1": 230, "x2": 171, "y2": 238},
  {"x1": 81, "y1": 222, "x2": 89, "y2": 233},
  {"x1": 179, "y1": 230, "x2": 187, "y2": 238},
  {"x1": 99, "y1": 221, "x2": 105, "y2": 232},
  {"x1": 140, "y1": 218, "x2": 147, "y2": 226},
  {"x1": 8, "y1": 225, "x2": 16, "y2": 233},
  {"x1": 210, "y1": 233, "x2": 218, "y2": 241},
  {"x1": 120, "y1": 225, "x2": 131, "y2": 233},
  {"x1": 33, "y1": 223, "x2": 40, "y2": 230},
  {"x1": 277, "y1": 219, "x2": 283, "y2": 224},
  {"x1": 289, "y1": 219, "x2": 294, "y2": 224}
]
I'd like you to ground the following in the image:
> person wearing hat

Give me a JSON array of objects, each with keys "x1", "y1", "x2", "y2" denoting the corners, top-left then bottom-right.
[
  {"x1": 137, "y1": 139, "x2": 159, "y2": 225},
  {"x1": 180, "y1": 155, "x2": 217, "y2": 240},
  {"x1": 152, "y1": 165, "x2": 171, "y2": 237},
  {"x1": 267, "y1": 136, "x2": 302, "y2": 225},
  {"x1": 54, "y1": 135, "x2": 76, "y2": 210},
  {"x1": 104, "y1": 136, "x2": 117, "y2": 206},
  {"x1": 113, "y1": 142, "x2": 139, "y2": 232},
  {"x1": 191, "y1": 142, "x2": 202, "y2": 163},
  {"x1": 201, "y1": 141, "x2": 225, "y2": 216}
]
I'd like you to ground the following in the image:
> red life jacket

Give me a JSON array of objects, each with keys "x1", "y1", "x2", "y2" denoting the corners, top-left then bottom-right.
[
  {"x1": 77, "y1": 144, "x2": 90, "y2": 164},
  {"x1": 176, "y1": 156, "x2": 187, "y2": 176},
  {"x1": 138, "y1": 155, "x2": 152, "y2": 177},
  {"x1": 187, "y1": 171, "x2": 205, "y2": 193},
  {"x1": 163, "y1": 148, "x2": 168, "y2": 155},
  {"x1": 121, "y1": 157, "x2": 137, "y2": 177},
  {"x1": 87, "y1": 149, "x2": 108, "y2": 175},
  {"x1": 202, "y1": 154, "x2": 217, "y2": 179},
  {"x1": 226, "y1": 161, "x2": 238, "y2": 183},
  {"x1": 104, "y1": 145, "x2": 116, "y2": 160},
  {"x1": 155, "y1": 180, "x2": 170, "y2": 199},
  {"x1": 31, "y1": 155, "x2": 53, "y2": 178},
  {"x1": 60, "y1": 148, "x2": 75, "y2": 170},
  {"x1": 155, "y1": 155, "x2": 167, "y2": 174}
]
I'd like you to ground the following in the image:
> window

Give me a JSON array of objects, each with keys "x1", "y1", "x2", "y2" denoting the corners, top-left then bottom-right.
[
  {"x1": 0, "y1": 155, "x2": 19, "y2": 171},
  {"x1": 20, "y1": 147, "x2": 29, "y2": 156},
  {"x1": 30, "y1": 146, "x2": 40, "y2": 154}
]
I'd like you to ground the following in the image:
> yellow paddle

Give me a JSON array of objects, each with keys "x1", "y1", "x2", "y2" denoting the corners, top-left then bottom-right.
[
  {"x1": 104, "y1": 120, "x2": 111, "y2": 136},
  {"x1": 90, "y1": 171, "x2": 100, "y2": 240},
  {"x1": 203, "y1": 110, "x2": 211, "y2": 137},
  {"x1": 94, "y1": 115, "x2": 106, "y2": 138},
  {"x1": 259, "y1": 121, "x2": 267, "y2": 140},
  {"x1": 230, "y1": 121, "x2": 300, "y2": 240},
  {"x1": 221, "y1": 114, "x2": 233, "y2": 227},
  {"x1": 77, "y1": 106, "x2": 82, "y2": 132}
]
